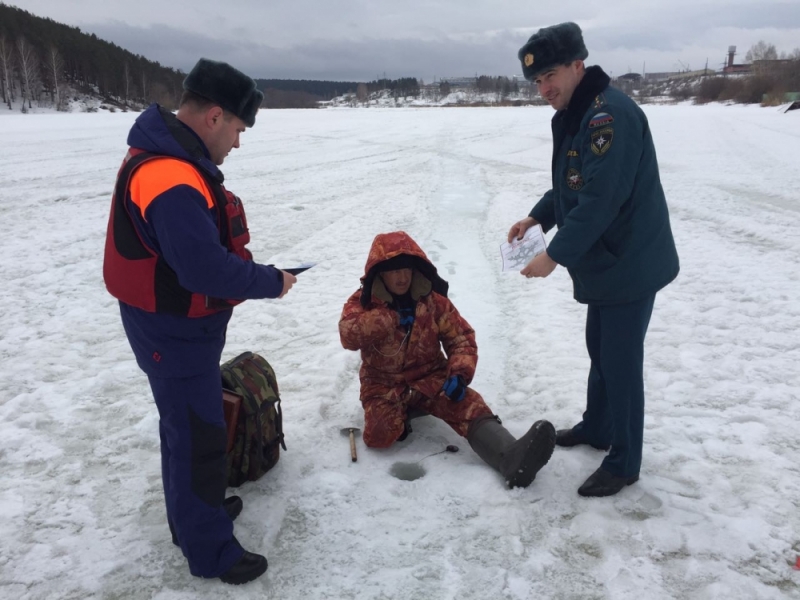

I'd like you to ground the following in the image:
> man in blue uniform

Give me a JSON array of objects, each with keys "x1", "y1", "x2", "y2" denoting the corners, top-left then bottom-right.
[
  {"x1": 104, "y1": 58, "x2": 296, "y2": 583},
  {"x1": 508, "y1": 23, "x2": 679, "y2": 497}
]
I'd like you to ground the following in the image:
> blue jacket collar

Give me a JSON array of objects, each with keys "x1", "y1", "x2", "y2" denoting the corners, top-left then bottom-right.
[{"x1": 127, "y1": 104, "x2": 224, "y2": 183}]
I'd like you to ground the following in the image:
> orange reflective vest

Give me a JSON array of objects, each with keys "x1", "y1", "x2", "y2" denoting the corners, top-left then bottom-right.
[{"x1": 103, "y1": 148, "x2": 252, "y2": 317}]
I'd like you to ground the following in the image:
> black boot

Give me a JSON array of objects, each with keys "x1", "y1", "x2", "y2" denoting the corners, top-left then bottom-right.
[
  {"x1": 219, "y1": 551, "x2": 268, "y2": 585},
  {"x1": 222, "y1": 495, "x2": 243, "y2": 520},
  {"x1": 577, "y1": 467, "x2": 639, "y2": 497},
  {"x1": 171, "y1": 496, "x2": 244, "y2": 546},
  {"x1": 398, "y1": 407, "x2": 430, "y2": 441},
  {"x1": 555, "y1": 428, "x2": 610, "y2": 451},
  {"x1": 467, "y1": 415, "x2": 555, "y2": 488}
]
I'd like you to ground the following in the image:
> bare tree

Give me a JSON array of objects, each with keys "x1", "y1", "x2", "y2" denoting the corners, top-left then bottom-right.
[
  {"x1": 356, "y1": 82, "x2": 367, "y2": 102},
  {"x1": 150, "y1": 81, "x2": 171, "y2": 107},
  {"x1": 45, "y1": 45, "x2": 65, "y2": 109},
  {"x1": 16, "y1": 36, "x2": 40, "y2": 112},
  {"x1": 745, "y1": 41, "x2": 778, "y2": 63},
  {"x1": 0, "y1": 33, "x2": 14, "y2": 109},
  {"x1": 123, "y1": 61, "x2": 132, "y2": 106}
]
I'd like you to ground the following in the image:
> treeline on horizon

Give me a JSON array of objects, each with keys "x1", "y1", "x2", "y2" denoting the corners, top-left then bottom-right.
[
  {"x1": 3, "y1": 3, "x2": 800, "y2": 114},
  {"x1": 256, "y1": 77, "x2": 424, "y2": 108}
]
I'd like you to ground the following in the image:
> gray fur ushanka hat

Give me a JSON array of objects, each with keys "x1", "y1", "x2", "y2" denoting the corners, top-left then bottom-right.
[
  {"x1": 182, "y1": 58, "x2": 264, "y2": 127},
  {"x1": 518, "y1": 22, "x2": 589, "y2": 80}
]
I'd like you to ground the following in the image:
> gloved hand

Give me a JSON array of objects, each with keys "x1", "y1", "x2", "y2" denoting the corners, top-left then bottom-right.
[
  {"x1": 442, "y1": 375, "x2": 466, "y2": 402},
  {"x1": 397, "y1": 307, "x2": 415, "y2": 329}
]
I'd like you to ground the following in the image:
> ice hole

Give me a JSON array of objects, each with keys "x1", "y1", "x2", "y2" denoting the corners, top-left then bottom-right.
[{"x1": 390, "y1": 462, "x2": 425, "y2": 481}]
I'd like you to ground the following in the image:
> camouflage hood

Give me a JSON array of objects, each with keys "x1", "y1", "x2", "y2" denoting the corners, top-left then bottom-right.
[{"x1": 360, "y1": 231, "x2": 449, "y2": 307}]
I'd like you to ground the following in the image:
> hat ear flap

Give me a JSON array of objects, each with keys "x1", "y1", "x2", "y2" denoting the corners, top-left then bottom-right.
[{"x1": 239, "y1": 89, "x2": 263, "y2": 127}]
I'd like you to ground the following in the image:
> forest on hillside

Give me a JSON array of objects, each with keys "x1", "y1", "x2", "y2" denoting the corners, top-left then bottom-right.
[
  {"x1": 0, "y1": 3, "x2": 187, "y2": 111},
  {"x1": 0, "y1": 3, "x2": 428, "y2": 112}
]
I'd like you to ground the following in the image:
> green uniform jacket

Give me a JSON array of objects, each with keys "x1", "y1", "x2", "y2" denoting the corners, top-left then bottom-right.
[{"x1": 530, "y1": 66, "x2": 679, "y2": 305}]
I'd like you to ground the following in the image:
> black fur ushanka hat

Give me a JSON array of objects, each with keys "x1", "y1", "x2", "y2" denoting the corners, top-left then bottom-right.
[
  {"x1": 518, "y1": 22, "x2": 589, "y2": 81},
  {"x1": 183, "y1": 58, "x2": 264, "y2": 127}
]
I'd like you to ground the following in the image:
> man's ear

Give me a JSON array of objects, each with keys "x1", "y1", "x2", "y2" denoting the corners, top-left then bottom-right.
[{"x1": 205, "y1": 106, "x2": 224, "y2": 128}]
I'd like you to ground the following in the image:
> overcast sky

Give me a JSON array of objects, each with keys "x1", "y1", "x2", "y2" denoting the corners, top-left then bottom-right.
[{"x1": 6, "y1": 0, "x2": 800, "y2": 81}]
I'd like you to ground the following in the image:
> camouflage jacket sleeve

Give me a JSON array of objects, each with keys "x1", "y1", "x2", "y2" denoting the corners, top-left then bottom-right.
[
  {"x1": 339, "y1": 290, "x2": 399, "y2": 351},
  {"x1": 433, "y1": 294, "x2": 478, "y2": 383}
]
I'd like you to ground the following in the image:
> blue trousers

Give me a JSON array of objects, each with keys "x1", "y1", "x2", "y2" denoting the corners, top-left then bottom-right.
[
  {"x1": 148, "y1": 369, "x2": 243, "y2": 577},
  {"x1": 572, "y1": 294, "x2": 656, "y2": 478}
]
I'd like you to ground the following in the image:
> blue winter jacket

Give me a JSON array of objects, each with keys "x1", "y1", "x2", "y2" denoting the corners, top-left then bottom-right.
[{"x1": 117, "y1": 104, "x2": 283, "y2": 378}]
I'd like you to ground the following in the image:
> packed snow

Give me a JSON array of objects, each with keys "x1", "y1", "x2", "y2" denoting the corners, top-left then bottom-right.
[{"x1": 0, "y1": 102, "x2": 799, "y2": 600}]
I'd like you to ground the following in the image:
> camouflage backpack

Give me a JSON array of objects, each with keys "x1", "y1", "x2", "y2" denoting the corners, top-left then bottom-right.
[{"x1": 221, "y1": 351, "x2": 286, "y2": 487}]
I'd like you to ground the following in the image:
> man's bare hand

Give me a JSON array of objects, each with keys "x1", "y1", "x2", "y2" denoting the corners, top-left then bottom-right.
[
  {"x1": 520, "y1": 252, "x2": 557, "y2": 279},
  {"x1": 278, "y1": 271, "x2": 297, "y2": 298},
  {"x1": 507, "y1": 216, "x2": 538, "y2": 243}
]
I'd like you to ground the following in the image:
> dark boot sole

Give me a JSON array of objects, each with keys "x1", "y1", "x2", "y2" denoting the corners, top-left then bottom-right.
[
  {"x1": 506, "y1": 421, "x2": 556, "y2": 489},
  {"x1": 219, "y1": 558, "x2": 268, "y2": 585}
]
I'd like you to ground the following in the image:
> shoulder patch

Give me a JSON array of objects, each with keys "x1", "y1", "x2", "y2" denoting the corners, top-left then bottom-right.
[
  {"x1": 566, "y1": 168, "x2": 584, "y2": 191},
  {"x1": 589, "y1": 112, "x2": 613, "y2": 128},
  {"x1": 590, "y1": 127, "x2": 614, "y2": 156}
]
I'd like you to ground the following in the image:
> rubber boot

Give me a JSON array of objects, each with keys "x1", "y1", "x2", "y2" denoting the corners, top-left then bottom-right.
[
  {"x1": 467, "y1": 415, "x2": 556, "y2": 488},
  {"x1": 398, "y1": 406, "x2": 430, "y2": 441}
]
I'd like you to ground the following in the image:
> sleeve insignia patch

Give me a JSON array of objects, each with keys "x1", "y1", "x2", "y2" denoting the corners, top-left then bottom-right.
[
  {"x1": 592, "y1": 93, "x2": 608, "y2": 109},
  {"x1": 567, "y1": 149, "x2": 579, "y2": 157},
  {"x1": 590, "y1": 127, "x2": 614, "y2": 156},
  {"x1": 524, "y1": 53, "x2": 535, "y2": 67},
  {"x1": 566, "y1": 168, "x2": 584, "y2": 190},
  {"x1": 589, "y1": 112, "x2": 614, "y2": 128}
]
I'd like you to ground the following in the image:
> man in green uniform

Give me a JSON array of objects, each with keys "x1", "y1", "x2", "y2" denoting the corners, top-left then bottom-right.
[{"x1": 508, "y1": 22, "x2": 679, "y2": 497}]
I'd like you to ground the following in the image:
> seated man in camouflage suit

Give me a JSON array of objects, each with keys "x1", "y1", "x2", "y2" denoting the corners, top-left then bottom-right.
[{"x1": 339, "y1": 231, "x2": 556, "y2": 488}]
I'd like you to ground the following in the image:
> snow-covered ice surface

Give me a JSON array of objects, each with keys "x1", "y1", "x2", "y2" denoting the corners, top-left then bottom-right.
[{"x1": 1, "y1": 103, "x2": 799, "y2": 599}]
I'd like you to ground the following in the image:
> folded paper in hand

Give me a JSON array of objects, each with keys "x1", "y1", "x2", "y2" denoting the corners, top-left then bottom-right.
[
  {"x1": 282, "y1": 262, "x2": 316, "y2": 275},
  {"x1": 500, "y1": 226, "x2": 547, "y2": 272}
]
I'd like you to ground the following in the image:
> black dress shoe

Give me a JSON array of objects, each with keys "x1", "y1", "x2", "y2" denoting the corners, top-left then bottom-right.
[
  {"x1": 555, "y1": 429, "x2": 610, "y2": 451},
  {"x1": 219, "y1": 551, "x2": 268, "y2": 585},
  {"x1": 577, "y1": 467, "x2": 639, "y2": 497},
  {"x1": 171, "y1": 496, "x2": 244, "y2": 545}
]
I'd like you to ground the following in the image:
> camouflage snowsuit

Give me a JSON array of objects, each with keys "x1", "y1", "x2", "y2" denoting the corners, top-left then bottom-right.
[{"x1": 339, "y1": 232, "x2": 492, "y2": 447}]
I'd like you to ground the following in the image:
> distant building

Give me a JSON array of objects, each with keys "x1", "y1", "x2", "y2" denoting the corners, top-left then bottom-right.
[
  {"x1": 722, "y1": 45, "x2": 751, "y2": 75},
  {"x1": 644, "y1": 72, "x2": 677, "y2": 82}
]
